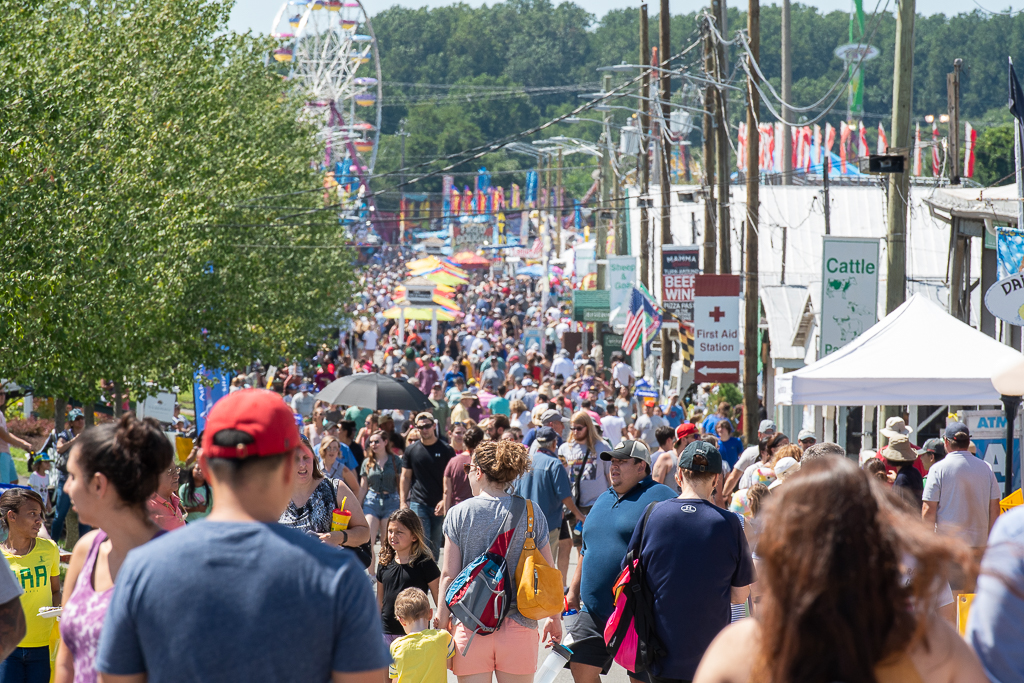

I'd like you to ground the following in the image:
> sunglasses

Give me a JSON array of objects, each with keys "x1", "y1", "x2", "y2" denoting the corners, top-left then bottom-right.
[
  {"x1": 571, "y1": 425, "x2": 587, "y2": 432},
  {"x1": 462, "y1": 461, "x2": 478, "y2": 474},
  {"x1": 416, "y1": 422, "x2": 435, "y2": 430}
]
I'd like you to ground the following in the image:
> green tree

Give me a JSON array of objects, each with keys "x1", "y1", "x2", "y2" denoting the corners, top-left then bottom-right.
[
  {"x1": 0, "y1": 0, "x2": 355, "y2": 403},
  {"x1": 973, "y1": 123, "x2": 1015, "y2": 187}
]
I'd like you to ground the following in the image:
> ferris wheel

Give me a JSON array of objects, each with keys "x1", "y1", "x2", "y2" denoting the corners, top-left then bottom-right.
[{"x1": 271, "y1": 0, "x2": 383, "y2": 173}]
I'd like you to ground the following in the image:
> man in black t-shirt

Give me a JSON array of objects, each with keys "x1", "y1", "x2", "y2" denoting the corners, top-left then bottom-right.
[{"x1": 400, "y1": 412, "x2": 455, "y2": 558}]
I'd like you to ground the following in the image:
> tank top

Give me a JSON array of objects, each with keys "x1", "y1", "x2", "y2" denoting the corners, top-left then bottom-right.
[
  {"x1": 280, "y1": 478, "x2": 337, "y2": 536},
  {"x1": 60, "y1": 532, "x2": 111, "y2": 683}
]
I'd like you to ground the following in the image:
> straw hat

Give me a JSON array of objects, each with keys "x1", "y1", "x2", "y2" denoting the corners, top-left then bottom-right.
[
  {"x1": 880, "y1": 417, "x2": 913, "y2": 439},
  {"x1": 882, "y1": 434, "x2": 917, "y2": 463}
]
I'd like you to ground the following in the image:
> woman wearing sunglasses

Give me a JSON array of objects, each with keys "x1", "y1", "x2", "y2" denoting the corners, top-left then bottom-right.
[
  {"x1": 147, "y1": 463, "x2": 186, "y2": 531},
  {"x1": 359, "y1": 431, "x2": 400, "y2": 571}
]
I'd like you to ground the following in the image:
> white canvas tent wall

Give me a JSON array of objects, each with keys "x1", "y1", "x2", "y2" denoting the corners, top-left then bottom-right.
[{"x1": 775, "y1": 294, "x2": 1023, "y2": 406}]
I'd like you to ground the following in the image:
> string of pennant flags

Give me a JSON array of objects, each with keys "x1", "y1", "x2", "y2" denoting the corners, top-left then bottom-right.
[{"x1": 736, "y1": 120, "x2": 978, "y2": 178}]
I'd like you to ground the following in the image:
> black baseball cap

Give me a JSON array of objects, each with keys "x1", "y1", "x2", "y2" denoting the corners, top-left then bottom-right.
[
  {"x1": 601, "y1": 440, "x2": 652, "y2": 465},
  {"x1": 678, "y1": 440, "x2": 723, "y2": 474},
  {"x1": 535, "y1": 426, "x2": 558, "y2": 444}
]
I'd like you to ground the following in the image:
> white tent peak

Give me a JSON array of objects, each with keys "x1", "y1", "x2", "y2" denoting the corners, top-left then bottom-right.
[{"x1": 775, "y1": 293, "x2": 1024, "y2": 406}]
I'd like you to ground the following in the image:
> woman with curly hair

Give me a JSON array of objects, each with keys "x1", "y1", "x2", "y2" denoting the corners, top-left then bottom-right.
[{"x1": 436, "y1": 440, "x2": 561, "y2": 683}]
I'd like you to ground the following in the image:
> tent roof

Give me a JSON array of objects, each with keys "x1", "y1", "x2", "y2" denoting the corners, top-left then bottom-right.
[
  {"x1": 775, "y1": 293, "x2": 1023, "y2": 406},
  {"x1": 922, "y1": 183, "x2": 1019, "y2": 224}
]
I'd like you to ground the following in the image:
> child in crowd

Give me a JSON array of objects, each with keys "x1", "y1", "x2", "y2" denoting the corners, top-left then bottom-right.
[
  {"x1": 28, "y1": 456, "x2": 52, "y2": 513},
  {"x1": 388, "y1": 588, "x2": 453, "y2": 683},
  {"x1": 376, "y1": 510, "x2": 440, "y2": 646}
]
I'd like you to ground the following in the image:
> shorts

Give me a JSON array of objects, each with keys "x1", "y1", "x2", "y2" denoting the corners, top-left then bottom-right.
[
  {"x1": 362, "y1": 490, "x2": 400, "y2": 520},
  {"x1": 566, "y1": 610, "x2": 650, "y2": 681},
  {"x1": 559, "y1": 518, "x2": 571, "y2": 540},
  {"x1": 452, "y1": 618, "x2": 539, "y2": 676}
]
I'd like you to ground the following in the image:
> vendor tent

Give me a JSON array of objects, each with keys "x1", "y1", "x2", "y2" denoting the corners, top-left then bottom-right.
[
  {"x1": 450, "y1": 251, "x2": 491, "y2": 269},
  {"x1": 775, "y1": 293, "x2": 1023, "y2": 406}
]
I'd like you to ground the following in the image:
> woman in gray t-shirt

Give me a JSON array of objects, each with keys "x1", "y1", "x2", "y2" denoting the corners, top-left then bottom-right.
[{"x1": 437, "y1": 440, "x2": 562, "y2": 679}]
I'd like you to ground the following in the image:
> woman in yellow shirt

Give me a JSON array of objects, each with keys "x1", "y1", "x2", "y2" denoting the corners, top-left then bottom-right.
[{"x1": 0, "y1": 489, "x2": 60, "y2": 683}]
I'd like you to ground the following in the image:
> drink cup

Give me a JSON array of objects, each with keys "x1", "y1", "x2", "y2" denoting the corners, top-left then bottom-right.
[{"x1": 331, "y1": 508, "x2": 351, "y2": 531}]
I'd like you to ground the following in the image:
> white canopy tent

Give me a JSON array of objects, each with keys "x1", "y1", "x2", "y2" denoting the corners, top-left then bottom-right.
[{"x1": 775, "y1": 294, "x2": 1023, "y2": 406}]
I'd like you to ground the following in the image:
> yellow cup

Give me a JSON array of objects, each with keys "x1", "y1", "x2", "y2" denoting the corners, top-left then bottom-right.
[{"x1": 331, "y1": 508, "x2": 351, "y2": 531}]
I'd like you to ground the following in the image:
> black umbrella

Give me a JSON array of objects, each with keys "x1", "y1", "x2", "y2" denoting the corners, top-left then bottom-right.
[{"x1": 317, "y1": 373, "x2": 434, "y2": 412}]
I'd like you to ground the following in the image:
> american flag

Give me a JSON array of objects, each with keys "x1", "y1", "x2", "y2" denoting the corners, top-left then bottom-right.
[
  {"x1": 621, "y1": 287, "x2": 645, "y2": 354},
  {"x1": 638, "y1": 283, "x2": 662, "y2": 356}
]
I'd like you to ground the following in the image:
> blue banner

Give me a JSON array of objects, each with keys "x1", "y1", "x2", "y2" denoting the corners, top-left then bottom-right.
[
  {"x1": 525, "y1": 171, "x2": 538, "y2": 206},
  {"x1": 193, "y1": 367, "x2": 231, "y2": 434}
]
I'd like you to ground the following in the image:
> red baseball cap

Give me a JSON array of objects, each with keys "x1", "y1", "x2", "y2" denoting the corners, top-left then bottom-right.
[
  {"x1": 201, "y1": 388, "x2": 300, "y2": 459},
  {"x1": 676, "y1": 423, "x2": 697, "y2": 440}
]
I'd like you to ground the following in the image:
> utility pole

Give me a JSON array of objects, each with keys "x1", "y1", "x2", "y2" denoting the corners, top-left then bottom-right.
[
  {"x1": 823, "y1": 161, "x2": 830, "y2": 234},
  {"x1": 780, "y1": 0, "x2": 792, "y2": 184},
  {"x1": 883, "y1": 0, "x2": 915, "y2": 430},
  {"x1": 702, "y1": 13, "x2": 717, "y2": 273},
  {"x1": 640, "y1": 4, "x2": 651, "y2": 291},
  {"x1": 556, "y1": 147, "x2": 564, "y2": 257},
  {"x1": 713, "y1": 0, "x2": 731, "y2": 274},
  {"x1": 599, "y1": 73, "x2": 612, "y2": 291},
  {"x1": 659, "y1": 0, "x2": 673, "y2": 385},
  {"x1": 948, "y1": 58, "x2": 962, "y2": 185},
  {"x1": 744, "y1": 0, "x2": 760, "y2": 447}
]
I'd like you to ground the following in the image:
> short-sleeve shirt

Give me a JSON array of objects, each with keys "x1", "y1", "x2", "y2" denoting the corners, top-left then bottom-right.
[
  {"x1": 346, "y1": 407, "x2": 373, "y2": 432},
  {"x1": 633, "y1": 415, "x2": 667, "y2": 449},
  {"x1": 580, "y1": 478, "x2": 676, "y2": 618},
  {"x1": 3, "y1": 538, "x2": 59, "y2": 647},
  {"x1": 966, "y1": 506, "x2": 1024, "y2": 683},
  {"x1": 556, "y1": 441, "x2": 612, "y2": 508},
  {"x1": 628, "y1": 498, "x2": 755, "y2": 680},
  {"x1": 442, "y1": 494, "x2": 549, "y2": 628},
  {"x1": 96, "y1": 522, "x2": 390, "y2": 682},
  {"x1": 922, "y1": 450, "x2": 1000, "y2": 547},
  {"x1": 402, "y1": 440, "x2": 455, "y2": 508},
  {"x1": 513, "y1": 449, "x2": 572, "y2": 532},
  {"x1": 717, "y1": 437, "x2": 744, "y2": 468},
  {"x1": 389, "y1": 629, "x2": 453, "y2": 683},
  {"x1": 442, "y1": 454, "x2": 473, "y2": 507},
  {"x1": 376, "y1": 557, "x2": 441, "y2": 635}
]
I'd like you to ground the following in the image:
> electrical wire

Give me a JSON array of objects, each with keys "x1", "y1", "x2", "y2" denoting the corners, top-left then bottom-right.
[{"x1": 971, "y1": 0, "x2": 1024, "y2": 14}]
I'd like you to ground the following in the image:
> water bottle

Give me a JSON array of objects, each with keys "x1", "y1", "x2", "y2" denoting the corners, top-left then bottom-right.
[
  {"x1": 561, "y1": 608, "x2": 578, "y2": 647},
  {"x1": 535, "y1": 643, "x2": 573, "y2": 683}
]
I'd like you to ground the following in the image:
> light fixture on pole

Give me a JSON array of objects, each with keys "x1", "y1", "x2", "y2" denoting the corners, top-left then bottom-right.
[{"x1": 991, "y1": 356, "x2": 1024, "y2": 498}]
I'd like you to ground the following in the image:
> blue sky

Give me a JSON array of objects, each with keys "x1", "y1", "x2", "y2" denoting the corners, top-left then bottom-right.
[{"x1": 228, "y1": 0, "x2": 1024, "y2": 36}]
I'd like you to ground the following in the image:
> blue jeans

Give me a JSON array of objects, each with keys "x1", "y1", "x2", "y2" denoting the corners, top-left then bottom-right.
[
  {"x1": 362, "y1": 491, "x2": 400, "y2": 520},
  {"x1": 408, "y1": 501, "x2": 445, "y2": 560},
  {"x1": 51, "y1": 471, "x2": 90, "y2": 546},
  {"x1": 0, "y1": 646, "x2": 49, "y2": 683}
]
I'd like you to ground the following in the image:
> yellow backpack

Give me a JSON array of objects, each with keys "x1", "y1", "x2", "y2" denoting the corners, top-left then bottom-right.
[{"x1": 515, "y1": 500, "x2": 564, "y2": 620}]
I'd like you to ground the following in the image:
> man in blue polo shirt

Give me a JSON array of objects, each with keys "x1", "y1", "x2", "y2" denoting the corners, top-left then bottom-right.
[
  {"x1": 626, "y1": 440, "x2": 755, "y2": 683},
  {"x1": 515, "y1": 426, "x2": 587, "y2": 577},
  {"x1": 565, "y1": 440, "x2": 676, "y2": 683}
]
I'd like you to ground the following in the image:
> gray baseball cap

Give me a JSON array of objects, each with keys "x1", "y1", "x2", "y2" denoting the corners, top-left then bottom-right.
[{"x1": 600, "y1": 440, "x2": 652, "y2": 465}]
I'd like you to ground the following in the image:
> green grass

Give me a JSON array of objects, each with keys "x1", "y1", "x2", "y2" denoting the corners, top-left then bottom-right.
[{"x1": 11, "y1": 448, "x2": 29, "y2": 482}]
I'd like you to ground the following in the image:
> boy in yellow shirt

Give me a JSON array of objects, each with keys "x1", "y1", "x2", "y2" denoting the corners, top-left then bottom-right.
[{"x1": 388, "y1": 588, "x2": 453, "y2": 683}]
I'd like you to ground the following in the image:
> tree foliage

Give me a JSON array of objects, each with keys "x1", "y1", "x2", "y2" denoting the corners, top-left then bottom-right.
[
  {"x1": 0, "y1": 0, "x2": 356, "y2": 402},
  {"x1": 369, "y1": 2, "x2": 1024, "y2": 192}
]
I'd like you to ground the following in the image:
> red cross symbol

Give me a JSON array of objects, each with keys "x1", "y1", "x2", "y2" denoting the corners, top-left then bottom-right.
[{"x1": 709, "y1": 306, "x2": 726, "y2": 322}]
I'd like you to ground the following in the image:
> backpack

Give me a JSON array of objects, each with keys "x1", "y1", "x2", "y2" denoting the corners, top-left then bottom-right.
[
  {"x1": 445, "y1": 496, "x2": 526, "y2": 653},
  {"x1": 514, "y1": 500, "x2": 563, "y2": 620},
  {"x1": 603, "y1": 502, "x2": 666, "y2": 673}
]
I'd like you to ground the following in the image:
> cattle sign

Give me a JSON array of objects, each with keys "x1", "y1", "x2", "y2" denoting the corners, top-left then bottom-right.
[{"x1": 819, "y1": 236, "x2": 879, "y2": 358}]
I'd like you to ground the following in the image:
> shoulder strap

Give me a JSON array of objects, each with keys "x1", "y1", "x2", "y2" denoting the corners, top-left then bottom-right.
[
  {"x1": 573, "y1": 447, "x2": 592, "y2": 507},
  {"x1": 486, "y1": 496, "x2": 526, "y2": 558}
]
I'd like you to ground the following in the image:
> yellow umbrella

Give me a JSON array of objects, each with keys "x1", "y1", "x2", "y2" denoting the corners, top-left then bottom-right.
[
  {"x1": 406, "y1": 256, "x2": 440, "y2": 271},
  {"x1": 383, "y1": 305, "x2": 457, "y2": 322},
  {"x1": 434, "y1": 284, "x2": 457, "y2": 293},
  {"x1": 423, "y1": 270, "x2": 468, "y2": 286}
]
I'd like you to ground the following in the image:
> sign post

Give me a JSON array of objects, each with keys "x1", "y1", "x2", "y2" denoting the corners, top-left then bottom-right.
[
  {"x1": 693, "y1": 275, "x2": 741, "y2": 384},
  {"x1": 819, "y1": 236, "x2": 879, "y2": 358},
  {"x1": 661, "y1": 246, "x2": 699, "y2": 322}
]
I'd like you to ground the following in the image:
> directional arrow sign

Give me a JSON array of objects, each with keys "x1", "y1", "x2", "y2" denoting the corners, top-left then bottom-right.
[{"x1": 694, "y1": 361, "x2": 740, "y2": 384}]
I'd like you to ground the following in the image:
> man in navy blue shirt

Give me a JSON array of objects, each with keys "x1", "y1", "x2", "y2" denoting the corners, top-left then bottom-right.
[
  {"x1": 566, "y1": 440, "x2": 676, "y2": 683},
  {"x1": 514, "y1": 426, "x2": 587, "y2": 578},
  {"x1": 626, "y1": 440, "x2": 755, "y2": 683}
]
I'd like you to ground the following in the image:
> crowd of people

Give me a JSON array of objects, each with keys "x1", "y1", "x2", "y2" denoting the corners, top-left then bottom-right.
[{"x1": 0, "y1": 245, "x2": 1020, "y2": 683}]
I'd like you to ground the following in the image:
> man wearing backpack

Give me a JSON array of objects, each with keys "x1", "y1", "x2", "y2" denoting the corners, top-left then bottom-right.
[
  {"x1": 625, "y1": 440, "x2": 755, "y2": 683},
  {"x1": 565, "y1": 440, "x2": 676, "y2": 683}
]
